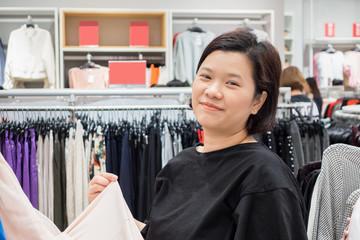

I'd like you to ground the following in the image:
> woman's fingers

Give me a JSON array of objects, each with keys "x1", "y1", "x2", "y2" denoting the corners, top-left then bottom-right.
[{"x1": 88, "y1": 173, "x2": 118, "y2": 203}]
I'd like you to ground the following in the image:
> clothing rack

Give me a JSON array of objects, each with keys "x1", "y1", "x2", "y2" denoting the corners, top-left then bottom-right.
[
  {"x1": 333, "y1": 110, "x2": 360, "y2": 121},
  {"x1": 64, "y1": 55, "x2": 165, "y2": 62},
  {"x1": 0, "y1": 105, "x2": 193, "y2": 123},
  {"x1": 0, "y1": 88, "x2": 192, "y2": 105},
  {"x1": 333, "y1": 105, "x2": 360, "y2": 121},
  {"x1": 0, "y1": 105, "x2": 191, "y2": 111}
]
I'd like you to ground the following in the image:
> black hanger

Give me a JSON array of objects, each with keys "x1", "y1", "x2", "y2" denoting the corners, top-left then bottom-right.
[
  {"x1": 353, "y1": 44, "x2": 360, "y2": 52},
  {"x1": 238, "y1": 18, "x2": 254, "y2": 31},
  {"x1": 79, "y1": 53, "x2": 99, "y2": 69},
  {"x1": 187, "y1": 18, "x2": 205, "y2": 33},
  {"x1": 26, "y1": 15, "x2": 35, "y2": 28},
  {"x1": 188, "y1": 26, "x2": 204, "y2": 33},
  {"x1": 324, "y1": 44, "x2": 336, "y2": 54}
]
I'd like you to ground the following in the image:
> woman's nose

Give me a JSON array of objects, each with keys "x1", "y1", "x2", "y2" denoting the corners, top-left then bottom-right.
[{"x1": 204, "y1": 82, "x2": 223, "y2": 99}]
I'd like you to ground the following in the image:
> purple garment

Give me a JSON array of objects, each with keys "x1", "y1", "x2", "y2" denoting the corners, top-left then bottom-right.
[
  {"x1": 15, "y1": 135, "x2": 23, "y2": 184},
  {"x1": 10, "y1": 132, "x2": 16, "y2": 172},
  {"x1": 0, "y1": 132, "x2": 2, "y2": 154},
  {"x1": 4, "y1": 131, "x2": 13, "y2": 170},
  {"x1": 22, "y1": 130, "x2": 30, "y2": 201},
  {"x1": 29, "y1": 128, "x2": 38, "y2": 209}
]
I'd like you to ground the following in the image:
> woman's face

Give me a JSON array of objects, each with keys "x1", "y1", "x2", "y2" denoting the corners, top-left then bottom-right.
[
  {"x1": 304, "y1": 82, "x2": 311, "y2": 94},
  {"x1": 192, "y1": 50, "x2": 265, "y2": 136}
]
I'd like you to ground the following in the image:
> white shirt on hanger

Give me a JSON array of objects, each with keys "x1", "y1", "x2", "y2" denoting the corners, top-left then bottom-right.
[{"x1": 3, "y1": 24, "x2": 56, "y2": 89}]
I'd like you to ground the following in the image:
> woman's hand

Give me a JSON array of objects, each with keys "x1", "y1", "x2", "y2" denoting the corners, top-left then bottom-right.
[
  {"x1": 341, "y1": 217, "x2": 351, "y2": 240},
  {"x1": 88, "y1": 172, "x2": 118, "y2": 203}
]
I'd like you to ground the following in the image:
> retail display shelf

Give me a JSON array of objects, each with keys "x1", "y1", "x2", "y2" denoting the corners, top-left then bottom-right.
[{"x1": 62, "y1": 46, "x2": 167, "y2": 53}]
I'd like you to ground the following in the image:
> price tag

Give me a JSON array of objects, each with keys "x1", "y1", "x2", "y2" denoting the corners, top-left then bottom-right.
[
  {"x1": 87, "y1": 69, "x2": 94, "y2": 83},
  {"x1": 196, "y1": 36, "x2": 202, "y2": 46}
]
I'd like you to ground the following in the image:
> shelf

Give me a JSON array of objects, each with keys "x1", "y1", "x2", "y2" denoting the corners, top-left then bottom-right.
[
  {"x1": 285, "y1": 52, "x2": 294, "y2": 55},
  {"x1": 62, "y1": 46, "x2": 167, "y2": 53},
  {"x1": 284, "y1": 37, "x2": 294, "y2": 40},
  {"x1": 313, "y1": 37, "x2": 360, "y2": 44},
  {"x1": 61, "y1": 9, "x2": 167, "y2": 47}
]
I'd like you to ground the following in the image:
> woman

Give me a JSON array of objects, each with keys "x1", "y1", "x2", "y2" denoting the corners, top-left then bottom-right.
[
  {"x1": 305, "y1": 77, "x2": 323, "y2": 115},
  {"x1": 280, "y1": 66, "x2": 320, "y2": 117},
  {"x1": 88, "y1": 29, "x2": 308, "y2": 239}
]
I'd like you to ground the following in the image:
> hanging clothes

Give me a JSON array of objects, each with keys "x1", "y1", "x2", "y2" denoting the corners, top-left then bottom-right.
[
  {"x1": 149, "y1": 64, "x2": 160, "y2": 87},
  {"x1": 0, "y1": 38, "x2": 5, "y2": 87},
  {"x1": 344, "y1": 50, "x2": 360, "y2": 87},
  {"x1": 3, "y1": 24, "x2": 55, "y2": 89},
  {"x1": 53, "y1": 130, "x2": 68, "y2": 231},
  {"x1": 0, "y1": 108, "x2": 200, "y2": 227},
  {"x1": 313, "y1": 50, "x2": 345, "y2": 88},
  {"x1": 261, "y1": 117, "x2": 329, "y2": 174},
  {"x1": 309, "y1": 144, "x2": 360, "y2": 240},
  {"x1": 173, "y1": 30, "x2": 216, "y2": 84},
  {"x1": 68, "y1": 66, "x2": 109, "y2": 89}
]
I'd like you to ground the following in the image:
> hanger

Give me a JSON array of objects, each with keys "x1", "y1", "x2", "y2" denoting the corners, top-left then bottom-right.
[
  {"x1": 238, "y1": 18, "x2": 254, "y2": 31},
  {"x1": 353, "y1": 44, "x2": 360, "y2": 52},
  {"x1": 79, "y1": 53, "x2": 100, "y2": 69},
  {"x1": 26, "y1": 15, "x2": 35, "y2": 28},
  {"x1": 187, "y1": 18, "x2": 205, "y2": 33},
  {"x1": 325, "y1": 44, "x2": 336, "y2": 54}
]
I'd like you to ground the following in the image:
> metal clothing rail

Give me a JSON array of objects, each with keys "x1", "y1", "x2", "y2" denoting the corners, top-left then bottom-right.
[
  {"x1": 0, "y1": 88, "x2": 192, "y2": 97},
  {"x1": 0, "y1": 105, "x2": 192, "y2": 111},
  {"x1": 277, "y1": 103, "x2": 308, "y2": 109},
  {"x1": 0, "y1": 88, "x2": 193, "y2": 105},
  {"x1": 333, "y1": 110, "x2": 360, "y2": 121}
]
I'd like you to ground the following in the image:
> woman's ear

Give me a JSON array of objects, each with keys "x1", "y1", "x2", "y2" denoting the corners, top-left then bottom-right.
[{"x1": 251, "y1": 91, "x2": 267, "y2": 115}]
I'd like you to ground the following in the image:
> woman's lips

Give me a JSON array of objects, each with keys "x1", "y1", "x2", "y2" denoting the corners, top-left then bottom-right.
[{"x1": 200, "y1": 102, "x2": 223, "y2": 111}]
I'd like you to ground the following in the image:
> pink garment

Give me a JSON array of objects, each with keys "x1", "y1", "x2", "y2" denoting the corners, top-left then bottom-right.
[
  {"x1": 344, "y1": 51, "x2": 360, "y2": 88},
  {"x1": 0, "y1": 153, "x2": 143, "y2": 240},
  {"x1": 313, "y1": 52, "x2": 320, "y2": 86},
  {"x1": 69, "y1": 66, "x2": 109, "y2": 89}
]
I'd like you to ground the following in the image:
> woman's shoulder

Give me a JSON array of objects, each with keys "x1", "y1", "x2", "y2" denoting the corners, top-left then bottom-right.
[{"x1": 291, "y1": 94, "x2": 312, "y2": 102}]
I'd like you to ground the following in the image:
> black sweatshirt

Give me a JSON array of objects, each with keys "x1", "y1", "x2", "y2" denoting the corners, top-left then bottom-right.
[{"x1": 143, "y1": 142, "x2": 308, "y2": 240}]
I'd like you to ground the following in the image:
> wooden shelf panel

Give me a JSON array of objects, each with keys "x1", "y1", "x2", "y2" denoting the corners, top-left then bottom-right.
[
  {"x1": 62, "y1": 10, "x2": 167, "y2": 48},
  {"x1": 62, "y1": 46, "x2": 167, "y2": 52}
]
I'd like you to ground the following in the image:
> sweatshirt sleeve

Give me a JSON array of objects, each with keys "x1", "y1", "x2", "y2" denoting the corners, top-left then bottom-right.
[
  {"x1": 42, "y1": 30, "x2": 56, "y2": 89},
  {"x1": 233, "y1": 188, "x2": 308, "y2": 240}
]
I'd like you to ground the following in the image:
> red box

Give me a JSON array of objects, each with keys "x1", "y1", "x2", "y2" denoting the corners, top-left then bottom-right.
[
  {"x1": 79, "y1": 21, "x2": 99, "y2": 46},
  {"x1": 325, "y1": 22, "x2": 335, "y2": 37},
  {"x1": 109, "y1": 61, "x2": 146, "y2": 85},
  {"x1": 129, "y1": 21, "x2": 149, "y2": 46},
  {"x1": 353, "y1": 23, "x2": 360, "y2": 37}
]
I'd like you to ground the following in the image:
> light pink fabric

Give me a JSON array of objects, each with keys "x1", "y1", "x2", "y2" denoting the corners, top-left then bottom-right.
[
  {"x1": 0, "y1": 153, "x2": 143, "y2": 240},
  {"x1": 344, "y1": 51, "x2": 360, "y2": 88},
  {"x1": 69, "y1": 67, "x2": 109, "y2": 89}
]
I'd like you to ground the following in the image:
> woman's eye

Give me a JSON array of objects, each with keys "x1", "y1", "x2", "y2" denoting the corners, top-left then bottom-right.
[
  {"x1": 226, "y1": 81, "x2": 239, "y2": 86},
  {"x1": 200, "y1": 75, "x2": 211, "y2": 80}
]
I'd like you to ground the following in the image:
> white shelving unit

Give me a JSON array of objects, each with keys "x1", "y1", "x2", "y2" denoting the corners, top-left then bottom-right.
[
  {"x1": 284, "y1": 12, "x2": 294, "y2": 68},
  {"x1": 169, "y1": 9, "x2": 274, "y2": 81},
  {"x1": 0, "y1": 7, "x2": 59, "y2": 88},
  {"x1": 59, "y1": 8, "x2": 169, "y2": 89},
  {"x1": 2, "y1": 8, "x2": 276, "y2": 89},
  {"x1": 305, "y1": 0, "x2": 360, "y2": 77}
]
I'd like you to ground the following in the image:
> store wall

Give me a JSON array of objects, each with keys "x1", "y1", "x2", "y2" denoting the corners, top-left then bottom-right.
[
  {"x1": 284, "y1": 0, "x2": 304, "y2": 71},
  {"x1": 1, "y1": 0, "x2": 285, "y2": 63}
]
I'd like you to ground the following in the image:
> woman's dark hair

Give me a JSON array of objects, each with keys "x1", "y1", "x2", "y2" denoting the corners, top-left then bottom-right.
[
  {"x1": 195, "y1": 29, "x2": 281, "y2": 135},
  {"x1": 306, "y1": 77, "x2": 321, "y2": 98}
]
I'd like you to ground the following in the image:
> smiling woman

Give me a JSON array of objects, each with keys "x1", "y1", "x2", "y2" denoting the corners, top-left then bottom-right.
[{"x1": 88, "y1": 29, "x2": 308, "y2": 240}]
